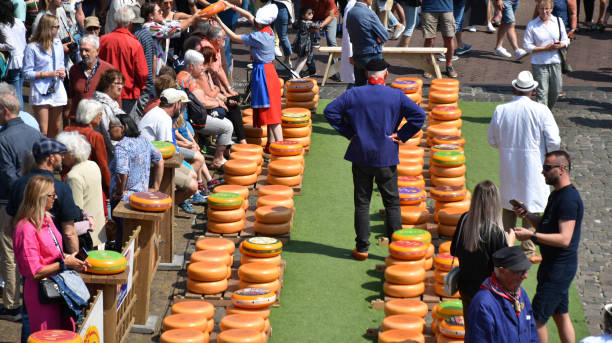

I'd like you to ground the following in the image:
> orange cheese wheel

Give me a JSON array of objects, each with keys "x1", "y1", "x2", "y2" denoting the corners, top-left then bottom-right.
[
  {"x1": 269, "y1": 140, "x2": 303, "y2": 156},
  {"x1": 431, "y1": 174, "x2": 466, "y2": 188},
  {"x1": 152, "y1": 141, "x2": 176, "y2": 159},
  {"x1": 436, "y1": 334, "x2": 464, "y2": 343},
  {"x1": 282, "y1": 125, "x2": 311, "y2": 138},
  {"x1": 403, "y1": 136, "x2": 422, "y2": 147},
  {"x1": 240, "y1": 237, "x2": 282, "y2": 257},
  {"x1": 429, "y1": 101, "x2": 458, "y2": 111},
  {"x1": 437, "y1": 224, "x2": 457, "y2": 237},
  {"x1": 163, "y1": 313, "x2": 209, "y2": 332},
  {"x1": 231, "y1": 287, "x2": 276, "y2": 309},
  {"x1": 27, "y1": 330, "x2": 83, "y2": 343},
  {"x1": 267, "y1": 174, "x2": 302, "y2": 187},
  {"x1": 245, "y1": 134, "x2": 266, "y2": 146},
  {"x1": 431, "y1": 106, "x2": 462, "y2": 121},
  {"x1": 433, "y1": 135, "x2": 466, "y2": 147},
  {"x1": 398, "y1": 176, "x2": 425, "y2": 189},
  {"x1": 399, "y1": 156, "x2": 424, "y2": 166},
  {"x1": 430, "y1": 186, "x2": 467, "y2": 202},
  {"x1": 429, "y1": 91, "x2": 459, "y2": 103},
  {"x1": 217, "y1": 329, "x2": 265, "y2": 343},
  {"x1": 230, "y1": 151, "x2": 263, "y2": 166},
  {"x1": 429, "y1": 119, "x2": 462, "y2": 130},
  {"x1": 224, "y1": 159, "x2": 258, "y2": 176},
  {"x1": 434, "y1": 282, "x2": 460, "y2": 298},
  {"x1": 402, "y1": 223, "x2": 427, "y2": 230},
  {"x1": 244, "y1": 125, "x2": 267, "y2": 138},
  {"x1": 230, "y1": 144, "x2": 263, "y2": 155},
  {"x1": 398, "y1": 146, "x2": 424, "y2": 159},
  {"x1": 384, "y1": 299, "x2": 428, "y2": 317},
  {"x1": 220, "y1": 314, "x2": 265, "y2": 332},
  {"x1": 267, "y1": 159, "x2": 302, "y2": 177},
  {"x1": 400, "y1": 207, "x2": 430, "y2": 225},
  {"x1": 383, "y1": 281, "x2": 425, "y2": 298},
  {"x1": 434, "y1": 253, "x2": 459, "y2": 271},
  {"x1": 281, "y1": 113, "x2": 311, "y2": 128},
  {"x1": 270, "y1": 154, "x2": 305, "y2": 166},
  {"x1": 396, "y1": 77, "x2": 423, "y2": 89},
  {"x1": 197, "y1": 0, "x2": 226, "y2": 17},
  {"x1": 439, "y1": 241, "x2": 452, "y2": 254},
  {"x1": 381, "y1": 314, "x2": 426, "y2": 334},
  {"x1": 435, "y1": 198, "x2": 471, "y2": 213},
  {"x1": 438, "y1": 208, "x2": 465, "y2": 226},
  {"x1": 255, "y1": 206, "x2": 292, "y2": 224},
  {"x1": 426, "y1": 243, "x2": 435, "y2": 258},
  {"x1": 85, "y1": 250, "x2": 127, "y2": 275},
  {"x1": 389, "y1": 240, "x2": 428, "y2": 260},
  {"x1": 434, "y1": 269, "x2": 449, "y2": 284},
  {"x1": 171, "y1": 301, "x2": 215, "y2": 318},
  {"x1": 431, "y1": 78, "x2": 460, "y2": 88},
  {"x1": 427, "y1": 125, "x2": 460, "y2": 141},
  {"x1": 406, "y1": 92, "x2": 422, "y2": 104},
  {"x1": 242, "y1": 116, "x2": 253, "y2": 125},
  {"x1": 207, "y1": 219, "x2": 245, "y2": 234},
  {"x1": 286, "y1": 78, "x2": 316, "y2": 92},
  {"x1": 214, "y1": 185, "x2": 250, "y2": 200},
  {"x1": 385, "y1": 264, "x2": 426, "y2": 285},
  {"x1": 287, "y1": 135, "x2": 311, "y2": 148},
  {"x1": 257, "y1": 195, "x2": 294, "y2": 209},
  {"x1": 208, "y1": 192, "x2": 243, "y2": 210},
  {"x1": 385, "y1": 256, "x2": 425, "y2": 268},
  {"x1": 188, "y1": 261, "x2": 229, "y2": 282},
  {"x1": 399, "y1": 187, "x2": 426, "y2": 206},
  {"x1": 378, "y1": 330, "x2": 425, "y2": 343},
  {"x1": 187, "y1": 278, "x2": 228, "y2": 295},
  {"x1": 207, "y1": 208, "x2": 245, "y2": 223},
  {"x1": 129, "y1": 191, "x2": 172, "y2": 212},
  {"x1": 429, "y1": 83, "x2": 458, "y2": 94},
  {"x1": 281, "y1": 107, "x2": 311, "y2": 116},
  {"x1": 286, "y1": 90, "x2": 316, "y2": 101},
  {"x1": 430, "y1": 164, "x2": 466, "y2": 178},
  {"x1": 240, "y1": 254, "x2": 282, "y2": 266},
  {"x1": 397, "y1": 163, "x2": 423, "y2": 177},
  {"x1": 238, "y1": 279, "x2": 280, "y2": 293},
  {"x1": 391, "y1": 79, "x2": 420, "y2": 93},
  {"x1": 254, "y1": 221, "x2": 291, "y2": 235},
  {"x1": 424, "y1": 257, "x2": 433, "y2": 270},
  {"x1": 160, "y1": 329, "x2": 209, "y2": 343},
  {"x1": 195, "y1": 238, "x2": 235, "y2": 254},
  {"x1": 239, "y1": 263, "x2": 281, "y2": 283},
  {"x1": 257, "y1": 184, "x2": 294, "y2": 198},
  {"x1": 224, "y1": 173, "x2": 258, "y2": 186},
  {"x1": 226, "y1": 305, "x2": 271, "y2": 319},
  {"x1": 286, "y1": 95, "x2": 319, "y2": 110}
]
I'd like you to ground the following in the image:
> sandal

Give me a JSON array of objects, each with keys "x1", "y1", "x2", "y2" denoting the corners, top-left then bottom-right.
[
  {"x1": 423, "y1": 72, "x2": 433, "y2": 79},
  {"x1": 211, "y1": 159, "x2": 227, "y2": 170}
]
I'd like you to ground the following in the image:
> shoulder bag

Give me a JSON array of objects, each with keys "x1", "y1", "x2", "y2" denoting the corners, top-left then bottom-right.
[
  {"x1": 444, "y1": 215, "x2": 466, "y2": 295},
  {"x1": 556, "y1": 16, "x2": 571, "y2": 74}
]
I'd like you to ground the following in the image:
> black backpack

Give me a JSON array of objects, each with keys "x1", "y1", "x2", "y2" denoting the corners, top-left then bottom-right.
[{"x1": 184, "y1": 89, "x2": 208, "y2": 128}]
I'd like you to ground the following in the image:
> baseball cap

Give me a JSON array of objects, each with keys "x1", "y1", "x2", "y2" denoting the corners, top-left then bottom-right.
[
  {"x1": 32, "y1": 138, "x2": 67, "y2": 160},
  {"x1": 161, "y1": 89, "x2": 191, "y2": 104},
  {"x1": 84, "y1": 16, "x2": 100, "y2": 29}
]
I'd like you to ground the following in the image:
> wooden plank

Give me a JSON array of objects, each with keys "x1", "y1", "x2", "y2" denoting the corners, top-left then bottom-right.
[
  {"x1": 80, "y1": 266, "x2": 130, "y2": 285},
  {"x1": 113, "y1": 201, "x2": 166, "y2": 221}
]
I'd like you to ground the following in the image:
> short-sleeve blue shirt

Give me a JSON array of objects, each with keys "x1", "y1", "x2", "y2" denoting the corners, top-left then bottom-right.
[
  {"x1": 241, "y1": 30, "x2": 276, "y2": 64},
  {"x1": 422, "y1": 0, "x2": 453, "y2": 12}
]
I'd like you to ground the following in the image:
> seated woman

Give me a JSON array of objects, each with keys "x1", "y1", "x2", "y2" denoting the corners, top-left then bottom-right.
[{"x1": 94, "y1": 69, "x2": 126, "y2": 137}]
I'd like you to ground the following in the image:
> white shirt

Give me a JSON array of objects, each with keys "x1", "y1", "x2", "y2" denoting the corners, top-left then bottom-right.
[
  {"x1": 105, "y1": 0, "x2": 139, "y2": 34},
  {"x1": 0, "y1": 20, "x2": 26, "y2": 69},
  {"x1": 523, "y1": 15, "x2": 570, "y2": 65},
  {"x1": 487, "y1": 96, "x2": 561, "y2": 212},
  {"x1": 340, "y1": 0, "x2": 357, "y2": 83},
  {"x1": 138, "y1": 106, "x2": 173, "y2": 143}
]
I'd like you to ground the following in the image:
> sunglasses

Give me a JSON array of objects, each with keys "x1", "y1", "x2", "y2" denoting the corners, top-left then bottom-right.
[
  {"x1": 86, "y1": 26, "x2": 100, "y2": 31},
  {"x1": 542, "y1": 164, "x2": 563, "y2": 171},
  {"x1": 47, "y1": 193, "x2": 58, "y2": 199}
]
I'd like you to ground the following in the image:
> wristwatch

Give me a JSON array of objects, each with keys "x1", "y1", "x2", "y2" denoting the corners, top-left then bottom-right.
[{"x1": 530, "y1": 232, "x2": 538, "y2": 243}]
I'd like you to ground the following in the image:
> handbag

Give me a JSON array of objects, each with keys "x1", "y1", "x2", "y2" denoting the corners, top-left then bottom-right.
[
  {"x1": 556, "y1": 17, "x2": 572, "y2": 74},
  {"x1": 444, "y1": 215, "x2": 466, "y2": 295},
  {"x1": 38, "y1": 277, "x2": 61, "y2": 304}
]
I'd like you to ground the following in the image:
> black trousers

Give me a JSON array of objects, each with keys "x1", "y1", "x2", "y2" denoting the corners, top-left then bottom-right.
[{"x1": 352, "y1": 163, "x2": 402, "y2": 252}]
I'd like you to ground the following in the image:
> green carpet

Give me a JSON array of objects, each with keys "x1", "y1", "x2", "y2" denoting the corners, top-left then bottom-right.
[{"x1": 267, "y1": 99, "x2": 588, "y2": 342}]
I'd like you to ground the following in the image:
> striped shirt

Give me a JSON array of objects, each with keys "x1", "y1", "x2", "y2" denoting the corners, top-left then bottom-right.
[
  {"x1": 144, "y1": 20, "x2": 182, "y2": 74},
  {"x1": 133, "y1": 25, "x2": 156, "y2": 97}
]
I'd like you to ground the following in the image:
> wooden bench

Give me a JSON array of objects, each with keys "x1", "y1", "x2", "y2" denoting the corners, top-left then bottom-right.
[{"x1": 319, "y1": 46, "x2": 448, "y2": 86}]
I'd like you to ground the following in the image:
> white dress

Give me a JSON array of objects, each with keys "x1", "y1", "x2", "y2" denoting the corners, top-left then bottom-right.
[
  {"x1": 340, "y1": 0, "x2": 357, "y2": 84},
  {"x1": 487, "y1": 96, "x2": 561, "y2": 212},
  {"x1": 22, "y1": 40, "x2": 68, "y2": 107}
]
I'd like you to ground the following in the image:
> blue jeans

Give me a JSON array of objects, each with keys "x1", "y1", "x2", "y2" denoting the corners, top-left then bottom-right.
[
  {"x1": 224, "y1": 35, "x2": 233, "y2": 77},
  {"x1": 323, "y1": 17, "x2": 339, "y2": 48},
  {"x1": 353, "y1": 53, "x2": 383, "y2": 86},
  {"x1": 275, "y1": 5, "x2": 292, "y2": 56},
  {"x1": 501, "y1": 0, "x2": 519, "y2": 23},
  {"x1": 5, "y1": 69, "x2": 24, "y2": 110},
  {"x1": 377, "y1": 0, "x2": 399, "y2": 27},
  {"x1": 400, "y1": 4, "x2": 419, "y2": 36},
  {"x1": 453, "y1": 0, "x2": 467, "y2": 32}
]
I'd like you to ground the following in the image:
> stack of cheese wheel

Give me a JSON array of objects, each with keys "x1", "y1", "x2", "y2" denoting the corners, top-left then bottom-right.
[
  {"x1": 162, "y1": 313, "x2": 212, "y2": 336},
  {"x1": 267, "y1": 140, "x2": 304, "y2": 186},
  {"x1": 27, "y1": 330, "x2": 83, "y2": 343},
  {"x1": 384, "y1": 240, "x2": 428, "y2": 298},
  {"x1": 226, "y1": 294, "x2": 273, "y2": 334},
  {"x1": 430, "y1": 151, "x2": 466, "y2": 188},
  {"x1": 219, "y1": 314, "x2": 268, "y2": 339},
  {"x1": 433, "y1": 253, "x2": 460, "y2": 298},
  {"x1": 214, "y1": 184, "x2": 250, "y2": 212},
  {"x1": 391, "y1": 78, "x2": 422, "y2": 105},
  {"x1": 190, "y1": 238, "x2": 235, "y2": 295},
  {"x1": 242, "y1": 108, "x2": 253, "y2": 126},
  {"x1": 428, "y1": 78, "x2": 459, "y2": 111},
  {"x1": 426, "y1": 124, "x2": 461, "y2": 148},
  {"x1": 207, "y1": 192, "x2": 245, "y2": 234},
  {"x1": 167, "y1": 300, "x2": 215, "y2": 339},
  {"x1": 430, "y1": 106, "x2": 462, "y2": 137},
  {"x1": 230, "y1": 150, "x2": 264, "y2": 177},
  {"x1": 244, "y1": 124, "x2": 267, "y2": 147},
  {"x1": 281, "y1": 108, "x2": 312, "y2": 150},
  {"x1": 430, "y1": 186, "x2": 469, "y2": 237},
  {"x1": 223, "y1": 159, "x2": 258, "y2": 186},
  {"x1": 391, "y1": 229, "x2": 434, "y2": 270},
  {"x1": 285, "y1": 78, "x2": 319, "y2": 110},
  {"x1": 238, "y1": 237, "x2": 283, "y2": 293},
  {"x1": 238, "y1": 261, "x2": 282, "y2": 296},
  {"x1": 398, "y1": 144, "x2": 424, "y2": 178},
  {"x1": 254, "y1": 205, "x2": 293, "y2": 236},
  {"x1": 431, "y1": 300, "x2": 463, "y2": 339}
]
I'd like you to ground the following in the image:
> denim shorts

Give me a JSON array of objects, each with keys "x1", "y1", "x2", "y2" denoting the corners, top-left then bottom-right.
[
  {"x1": 501, "y1": 0, "x2": 520, "y2": 23},
  {"x1": 531, "y1": 262, "x2": 577, "y2": 323}
]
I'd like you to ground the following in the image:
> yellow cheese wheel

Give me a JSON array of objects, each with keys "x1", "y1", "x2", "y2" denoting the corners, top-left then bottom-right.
[
  {"x1": 424, "y1": 257, "x2": 433, "y2": 270},
  {"x1": 230, "y1": 151, "x2": 263, "y2": 166},
  {"x1": 385, "y1": 256, "x2": 425, "y2": 268},
  {"x1": 254, "y1": 221, "x2": 291, "y2": 235},
  {"x1": 224, "y1": 173, "x2": 258, "y2": 186},
  {"x1": 439, "y1": 241, "x2": 452, "y2": 254},
  {"x1": 256, "y1": 195, "x2": 294, "y2": 209},
  {"x1": 208, "y1": 192, "x2": 243, "y2": 210},
  {"x1": 385, "y1": 264, "x2": 426, "y2": 285},
  {"x1": 257, "y1": 185, "x2": 294, "y2": 199},
  {"x1": 240, "y1": 254, "x2": 282, "y2": 266},
  {"x1": 187, "y1": 261, "x2": 228, "y2": 282},
  {"x1": 269, "y1": 140, "x2": 303, "y2": 156},
  {"x1": 152, "y1": 141, "x2": 176, "y2": 159},
  {"x1": 426, "y1": 243, "x2": 435, "y2": 258},
  {"x1": 171, "y1": 301, "x2": 215, "y2": 318},
  {"x1": 27, "y1": 330, "x2": 83, "y2": 343},
  {"x1": 434, "y1": 269, "x2": 449, "y2": 284},
  {"x1": 162, "y1": 313, "x2": 209, "y2": 332},
  {"x1": 389, "y1": 240, "x2": 428, "y2": 260},
  {"x1": 207, "y1": 208, "x2": 245, "y2": 223},
  {"x1": 187, "y1": 278, "x2": 228, "y2": 295},
  {"x1": 437, "y1": 224, "x2": 457, "y2": 237},
  {"x1": 129, "y1": 191, "x2": 172, "y2": 212},
  {"x1": 220, "y1": 314, "x2": 265, "y2": 332},
  {"x1": 430, "y1": 164, "x2": 466, "y2": 178},
  {"x1": 240, "y1": 237, "x2": 282, "y2": 257},
  {"x1": 238, "y1": 279, "x2": 281, "y2": 293},
  {"x1": 381, "y1": 314, "x2": 426, "y2": 334},
  {"x1": 378, "y1": 330, "x2": 425, "y2": 343},
  {"x1": 430, "y1": 186, "x2": 467, "y2": 202},
  {"x1": 286, "y1": 95, "x2": 319, "y2": 110},
  {"x1": 383, "y1": 282, "x2": 425, "y2": 298},
  {"x1": 286, "y1": 90, "x2": 316, "y2": 101},
  {"x1": 429, "y1": 101, "x2": 458, "y2": 111},
  {"x1": 267, "y1": 174, "x2": 302, "y2": 187},
  {"x1": 438, "y1": 208, "x2": 465, "y2": 226},
  {"x1": 406, "y1": 92, "x2": 422, "y2": 104},
  {"x1": 195, "y1": 238, "x2": 235, "y2": 254},
  {"x1": 213, "y1": 185, "x2": 250, "y2": 200},
  {"x1": 431, "y1": 106, "x2": 462, "y2": 121},
  {"x1": 245, "y1": 135, "x2": 267, "y2": 146},
  {"x1": 238, "y1": 263, "x2": 281, "y2": 283},
  {"x1": 224, "y1": 159, "x2": 258, "y2": 176},
  {"x1": 160, "y1": 329, "x2": 209, "y2": 343},
  {"x1": 282, "y1": 125, "x2": 311, "y2": 138},
  {"x1": 226, "y1": 305, "x2": 271, "y2": 319},
  {"x1": 288, "y1": 135, "x2": 311, "y2": 148},
  {"x1": 436, "y1": 299, "x2": 464, "y2": 319},
  {"x1": 269, "y1": 154, "x2": 305, "y2": 166},
  {"x1": 429, "y1": 91, "x2": 459, "y2": 103},
  {"x1": 217, "y1": 329, "x2": 265, "y2": 343},
  {"x1": 399, "y1": 207, "x2": 430, "y2": 225},
  {"x1": 384, "y1": 299, "x2": 429, "y2": 317},
  {"x1": 431, "y1": 174, "x2": 466, "y2": 188},
  {"x1": 434, "y1": 253, "x2": 459, "y2": 271},
  {"x1": 255, "y1": 206, "x2": 293, "y2": 224},
  {"x1": 281, "y1": 107, "x2": 311, "y2": 116},
  {"x1": 232, "y1": 287, "x2": 277, "y2": 308},
  {"x1": 267, "y1": 160, "x2": 302, "y2": 177},
  {"x1": 286, "y1": 78, "x2": 316, "y2": 92},
  {"x1": 397, "y1": 163, "x2": 423, "y2": 177},
  {"x1": 207, "y1": 219, "x2": 245, "y2": 234},
  {"x1": 398, "y1": 176, "x2": 425, "y2": 189},
  {"x1": 230, "y1": 144, "x2": 263, "y2": 155},
  {"x1": 244, "y1": 125, "x2": 267, "y2": 138}
]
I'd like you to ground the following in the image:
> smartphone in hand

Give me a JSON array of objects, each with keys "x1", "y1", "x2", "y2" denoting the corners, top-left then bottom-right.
[
  {"x1": 76, "y1": 247, "x2": 89, "y2": 261},
  {"x1": 509, "y1": 199, "x2": 522, "y2": 208}
]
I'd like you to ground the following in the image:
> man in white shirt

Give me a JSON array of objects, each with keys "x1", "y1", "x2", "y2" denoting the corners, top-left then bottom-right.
[{"x1": 487, "y1": 70, "x2": 561, "y2": 263}]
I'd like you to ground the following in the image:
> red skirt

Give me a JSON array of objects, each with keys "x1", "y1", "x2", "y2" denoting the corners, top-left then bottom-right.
[{"x1": 253, "y1": 62, "x2": 282, "y2": 127}]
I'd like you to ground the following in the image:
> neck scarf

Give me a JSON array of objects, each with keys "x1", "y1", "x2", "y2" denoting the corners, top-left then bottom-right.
[
  {"x1": 368, "y1": 77, "x2": 385, "y2": 86},
  {"x1": 481, "y1": 274, "x2": 523, "y2": 316}
]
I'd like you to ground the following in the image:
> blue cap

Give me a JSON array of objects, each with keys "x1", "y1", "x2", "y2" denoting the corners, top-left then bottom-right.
[{"x1": 32, "y1": 138, "x2": 67, "y2": 160}]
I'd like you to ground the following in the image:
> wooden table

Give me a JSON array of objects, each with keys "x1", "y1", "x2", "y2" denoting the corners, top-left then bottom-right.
[{"x1": 157, "y1": 153, "x2": 183, "y2": 263}]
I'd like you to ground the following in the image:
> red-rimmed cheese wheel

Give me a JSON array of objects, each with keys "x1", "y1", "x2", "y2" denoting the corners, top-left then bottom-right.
[
  {"x1": 434, "y1": 253, "x2": 459, "y2": 271},
  {"x1": 398, "y1": 187, "x2": 426, "y2": 205},
  {"x1": 269, "y1": 140, "x2": 303, "y2": 156},
  {"x1": 254, "y1": 221, "x2": 291, "y2": 235},
  {"x1": 238, "y1": 263, "x2": 281, "y2": 283},
  {"x1": 391, "y1": 80, "x2": 420, "y2": 94},
  {"x1": 163, "y1": 313, "x2": 209, "y2": 332},
  {"x1": 381, "y1": 314, "x2": 426, "y2": 333},
  {"x1": 392, "y1": 228, "x2": 432, "y2": 244},
  {"x1": 430, "y1": 186, "x2": 467, "y2": 202},
  {"x1": 240, "y1": 254, "x2": 282, "y2": 266},
  {"x1": 160, "y1": 328, "x2": 209, "y2": 343},
  {"x1": 399, "y1": 207, "x2": 430, "y2": 225},
  {"x1": 257, "y1": 185, "x2": 294, "y2": 198},
  {"x1": 226, "y1": 305, "x2": 271, "y2": 320},
  {"x1": 398, "y1": 163, "x2": 423, "y2": 177},
  {"x1": 426, "y1": 243, "x2": 435, "y2": 258},
  {"x1": 286, "y1": 90, "x2": 317, "y2": 102},
  {"x1": 217, "y1": 329, "x2": 266, "y2": 343},
  {"x1": 433, "y1": 135, "x2": 466, "y2": 148},
  {"x1": 430, "y1": 164, "x2": 466, "y2": 178},
  {"x1": 286, "y1": 78, "x2": 316, "y2": 92},
  {"x1": 240, "y1": 237, "x2": 282, "y2": 257},
  {"x1": 86, "y1": 250, "x2": 127, "y2": 275},
  {"x1": 437, "y1": 224, "x2": 457, "y2": 237},
  {"x1": 431, "y1": 78, "x2": 460, "y2": 88},
  {"x1": 434, "y1": 269, "x2": 449, "y2": 284},
  {"x1": 429, "y1": 91, "x2": 459, "y2": 103},
  {"x1": 256, "y1": 195, "x2": 294, "y2": 209},
  {"x1": 244, "y1": 125, "x2": 267, "y2": 138},
  {"x1": 214, "y1": 185, "x2": 249, "y2": 200},
  {"x1": 430, "y1": 144, "x2": 464, "y2": 158},
  {"x1": 378, "y1": 330, "x2": 425, "y2": 343},
  {"x1": 187, "y1": 261, "x2": 228, "y2": 282},
  {"x1": 438, "y1": 208, "x2": 465, "y2": 226},
  {"x1": 429, "y1": 101, "x2": 458, "y2": 111},
  {"x1": 398, "y1": 176, "x2": 425, "y2": 189},
  {"x1": 282, "y1": 125, "x2": 311, "y2": 138},
  {"x1": 197, "y1": 1, "x2": 226, "y2": 17},
  {"x1": 208, "y1": 192, "x2": 243, "y2": 210},
  {"x1": 207, "y1": 208, "x2": 245, "y2": 223},
  {"x1": 220, "y1": 314, "x2": 265, "y2": 332},
  {"x1": 152, "y1": 141, "x2": 176, "y2": 159},
  {"x1": 224, "y1": 159, "x2": 258, "y2": 175},
  {"x1": 288, "y1": 135, "x2": 311, "y2": 148},
  {"x1": 383, "y1": 282, "x2": 425, "y2": 298},
  {"x1": 424, "y1": 257, "x2": 433, "y2": 270},
  {"x1": 171, "y1": 301, "x2": 215, "y2": 318},
  {"x1": 238, "y1": 279, "x2": 280, "y2": 293},
  {"x1": 431, "y1": 174, "x2": 466, "y2": 188},
  {"x1": 267, "y1": 174, "x2": 302, "y2": 187},
  {"x1": 440, "y1": 316, "x2": 464, "y2": 338},
  {"x1": 27, "y1": 330, "x2": 83, "y2": 343},
  {"x1": 195, "y1": 238, "x2": 235, "y2": 254},
  {"x1": 431, "y1": 106, "x2": 462, "y2": 121},
  {"x1": 385, "y1": 264, "x2": 426, "y2": 284},
  {"x1": 129, "y1": 191, "x2": 172, "y2": 212},
  {"x1": 224, "y1": 173, "x2": 258, "y2": 186},
  {"x1": 187, "y1": 278, "x2": 228, "y2": 295},
  {"x1": 229, "y1": 151, "x2": 263, "y2": 166},
  {"x1": 267, "y1": 160, "x2": 302, "y2": 177},
  {"x1": 384, "y1": 299, "x2": 428, "y2": 317},
  {"x1": 270, "y1": 154, "x2": 305, "y2": 166},
  {"x1": 255, "y1": 206, "x2": 292, "y2": 224},
  {"x1": 207, "y1": 219, "x2": 245, "y2": 234},
  {"x1": 385, "y1": 256, "x2": 425, "y2": 268},
  {"x1": 389, "y1": 240, "x2": 428, "y2": 260},
  {"x1": 230, "y1": 144, "x2": 263, "y2": 155},
  {"x1": 427, "y1": 125, "x2": 460, "y2": 142}
]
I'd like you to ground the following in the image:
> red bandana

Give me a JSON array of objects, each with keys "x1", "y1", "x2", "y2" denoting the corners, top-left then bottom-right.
[{"x1": 368, "y1": 77, "x2": 385, "y2": 86}]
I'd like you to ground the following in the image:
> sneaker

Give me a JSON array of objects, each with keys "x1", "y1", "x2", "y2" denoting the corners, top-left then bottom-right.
[
  {"x1": 274, "y1": 46, "x2": 283, "y2": 57},
  {"x1": 391, "y1": 23, "x2": 405, "y2": 40},
  {"x1": 329, "y1": 74, "x2": 341, "y2": 82},
  {"x1": 454, "y1": 44, "x2": 472, "y2": 56},
  {"x1": 0, "y1": 306, "x2": 22, "y2": 322},
  {"x1": 352, "y1": 249, "x2": 368, "y2": 261},
  {"x1": 437, "y1": 54, "x2": 459, "y2": 62},
  {"x1": 445, "y1": 65, "x2": 458, "y2": 78},
  {"x1": 487, "y1": 22, "x2": 496, "y2": 33},
  {"x1": 237, "y1": 17, "x2": 249, "y2": 23},
  {"x1": 468, "y1": 25, "x2": 477, "y2": 32},
  {"x1": 423, "y1": 71, "x2": 433, "y2": 79},
  {"x1": 494, "y1": 47, "x2": 512, "y2": 58},
  {"x1": 191, "y1": 192, "x2": 208, "y2": 205},
  {"x1": 207, "y1": 178, "x2": 222, "y2": 189},
  {"x1": 514, "y1": 48, "x2": 528, "y2": 60},
  {"x1": 179, "y1": 200, "x2": 196, "y2": 214}
]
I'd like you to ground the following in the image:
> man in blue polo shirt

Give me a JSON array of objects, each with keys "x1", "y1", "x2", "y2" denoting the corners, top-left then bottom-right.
[
  {"x1": 324, "y1": 58, "x2": 425, "y2": 260},
  {"x1": 421, "y1": 0, "x2": 458, "y2": 78}
]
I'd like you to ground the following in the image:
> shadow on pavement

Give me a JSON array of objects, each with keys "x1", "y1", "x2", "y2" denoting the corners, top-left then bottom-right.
[{"x1": 569, "y1": 117, "x2": 612, "y2": 129}]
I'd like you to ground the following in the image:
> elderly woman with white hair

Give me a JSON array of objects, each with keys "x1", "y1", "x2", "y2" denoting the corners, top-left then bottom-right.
[
  {"x1": 56, "y1": 131, "x2": 107, "y2": 248},
  {"x1": 64, "y1": 99, "x2": 111, "y2": 197}
]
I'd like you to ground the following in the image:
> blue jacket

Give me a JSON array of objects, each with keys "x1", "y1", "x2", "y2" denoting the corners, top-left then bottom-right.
[
  {"x1": 466, "y1": 286, "x2": 539, "y2": 343},
  {"x1": 324, "y1": 84, "x2": 425, "y2": 167},
  {"x1": 50, "y1": 269, "x2": 90, "y2": 324},
  {"x1": 345, "y1": 2, "x2": 388, "y2": 57}
]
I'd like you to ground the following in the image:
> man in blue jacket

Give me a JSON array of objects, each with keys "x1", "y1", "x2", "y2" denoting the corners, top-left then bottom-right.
[
  {"x1": 465, "y1": 246, "x2": 539, "y2": 342},
  {"x1": 324, "y1": 58, "x2": 425, "y2": 260}
]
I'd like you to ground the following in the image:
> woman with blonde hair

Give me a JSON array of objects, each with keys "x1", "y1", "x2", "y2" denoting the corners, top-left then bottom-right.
[
  {"x1": 13, "y1": 175, "x2": 88, "y2": 333},
  {"x1": 450, "y1": 180, "x2": 515, "y2": 316},
  {"x1": 23, "y1": 14, "x2": 67, "y2": 138}
]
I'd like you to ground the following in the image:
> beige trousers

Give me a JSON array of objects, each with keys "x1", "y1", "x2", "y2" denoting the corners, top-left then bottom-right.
[{"x1": 0, "y1": 205, "x2": 21, "y2": 309}]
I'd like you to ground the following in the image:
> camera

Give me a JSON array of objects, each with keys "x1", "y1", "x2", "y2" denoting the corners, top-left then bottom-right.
[{"x1": 60, "y1": 36, "x2": 77, "y2": 54}]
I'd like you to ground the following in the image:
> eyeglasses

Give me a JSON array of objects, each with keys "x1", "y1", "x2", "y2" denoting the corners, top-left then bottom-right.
[
  {"x1": 86, "y1": 27, "x2": 100, "y2": 31},
  {"x1": 113, "y1": 82, "x2": 124, "y2": 86},
  {"x1": 542, "y1": 164, "x2": 563, "y2": 171},
  {"x1": 47, "y1": 193, "x2": 58, "y2": 199},
  {"x1": 52, "y1": 25, "x2": 60, "y2": 29}
]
